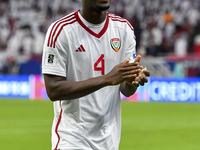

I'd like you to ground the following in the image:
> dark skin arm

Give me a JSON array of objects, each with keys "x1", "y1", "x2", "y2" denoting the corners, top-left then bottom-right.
[{"x1": 44, "y1": 61, "x2": 142, "y2": 101}]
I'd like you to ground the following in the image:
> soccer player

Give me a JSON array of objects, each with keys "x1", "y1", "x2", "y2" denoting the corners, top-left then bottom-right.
[{"x1": 42, "y1": 0, "x2": 150, "y2": 149}]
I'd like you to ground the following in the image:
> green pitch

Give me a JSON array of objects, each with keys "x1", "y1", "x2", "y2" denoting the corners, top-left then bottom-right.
[{"x1": 0, "y1": 100, "x2": 200, "y2": 150}]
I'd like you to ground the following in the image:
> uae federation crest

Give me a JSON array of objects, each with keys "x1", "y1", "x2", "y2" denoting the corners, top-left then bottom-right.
[{"x1": 110, "y1": 38, "x2": 121, "y2": 52}]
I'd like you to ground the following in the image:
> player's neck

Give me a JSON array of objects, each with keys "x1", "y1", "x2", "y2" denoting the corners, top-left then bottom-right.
[{"x1": 80, "y1": 9, "x2": 107, "y2": 24}]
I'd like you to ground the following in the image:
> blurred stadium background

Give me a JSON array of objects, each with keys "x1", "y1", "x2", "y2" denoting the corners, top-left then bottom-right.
[{"x1": 0, "y1": 0, "x2": 200, "y2": 149}]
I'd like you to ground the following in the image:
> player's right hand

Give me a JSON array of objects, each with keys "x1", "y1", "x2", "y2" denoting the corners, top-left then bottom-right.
[
  {"x1": 131, "y1": 55, "x2": 150, "y2": 87},
  {"x1": 125, "y1": 55, "x2": 143, "y2": 85},
  {"x1": 104, "y1": 59, "x2": 142, "y2": 85}
]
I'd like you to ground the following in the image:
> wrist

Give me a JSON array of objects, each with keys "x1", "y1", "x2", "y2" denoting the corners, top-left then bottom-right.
[
  {"x1": 126, "y1": 81, "x2": 137, "y2": 88},
  {"x1": 100, "y1": 74, "x2": 111, "y2": 86}
]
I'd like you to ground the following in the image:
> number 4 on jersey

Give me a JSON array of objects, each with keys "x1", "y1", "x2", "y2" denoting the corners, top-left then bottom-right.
[{"x1": 94, "y1": 54, "x2": 105, "y2": 75}]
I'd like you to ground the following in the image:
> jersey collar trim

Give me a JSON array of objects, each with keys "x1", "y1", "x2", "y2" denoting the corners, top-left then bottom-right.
[{"x1": 75, "y1": 10, "x2": 109, "y2": 38}]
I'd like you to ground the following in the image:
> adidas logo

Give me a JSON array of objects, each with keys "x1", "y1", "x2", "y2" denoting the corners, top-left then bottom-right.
[{"x1": 76, "y1": 45, "x2": 86, "y2": 52}]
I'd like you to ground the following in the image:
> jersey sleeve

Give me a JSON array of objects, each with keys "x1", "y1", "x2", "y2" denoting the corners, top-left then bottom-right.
[
  {"x1": 42, "y1": 23, "x2": 68, "y2": 77},
  {"x1": 124, "y1": 24, "x2": 136, "y2": 63}
]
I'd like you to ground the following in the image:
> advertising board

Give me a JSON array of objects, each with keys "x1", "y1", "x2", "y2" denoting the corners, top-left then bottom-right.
[
  {"x1": 0, "y1": 75, "x2": 199, "y2": 102},
  {"x1": 0, "y1": 75, "x2": 31, "y2": 99},
  {"x1": 148, "y1": 78, "x2": 200, "y2": 102}
]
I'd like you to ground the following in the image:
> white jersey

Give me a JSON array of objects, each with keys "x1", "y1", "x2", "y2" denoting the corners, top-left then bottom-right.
[{"x1": 42, "y1": 10, "x2": 136, "y2": 150}]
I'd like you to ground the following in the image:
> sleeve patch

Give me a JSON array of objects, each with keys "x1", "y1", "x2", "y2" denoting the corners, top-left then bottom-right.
[{"x1": 44, "y1": 52, "x2": 57, "y2": 67}]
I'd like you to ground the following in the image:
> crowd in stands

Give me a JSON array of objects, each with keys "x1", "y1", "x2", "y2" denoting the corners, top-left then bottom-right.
[
  {"x1": 0, "y1": 0, "x2": 200, "y2": 74},
  {"x1": 110, "y1": 0, "x2": 200, "y2": 57}
]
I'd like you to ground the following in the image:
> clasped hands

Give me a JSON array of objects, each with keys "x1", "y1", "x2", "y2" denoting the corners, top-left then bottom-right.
[
  {"x1": 125, "y1": 55, "x2": 150, "y2": 87},
  {"x1": 105, "y1": 55, "x2": 150, "y2": 86}
]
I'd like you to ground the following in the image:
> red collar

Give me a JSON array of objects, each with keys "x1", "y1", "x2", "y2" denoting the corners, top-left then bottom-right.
[{"x1": 74, "y1": 10, "x2": 109, "y2": 38}]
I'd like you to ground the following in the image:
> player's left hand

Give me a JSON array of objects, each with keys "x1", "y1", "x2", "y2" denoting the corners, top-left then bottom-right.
[
  {"x1": 126, "y1": 55, "x2": 150, "y2": 87},
  {"x1": 132, "y1": 68, "x2": 150, "y2": 87}
]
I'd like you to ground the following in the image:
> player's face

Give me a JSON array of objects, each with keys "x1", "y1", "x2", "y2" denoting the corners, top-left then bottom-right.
[{"x1": 83, "y1": 0, "x2": 111, "y2": 11}]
